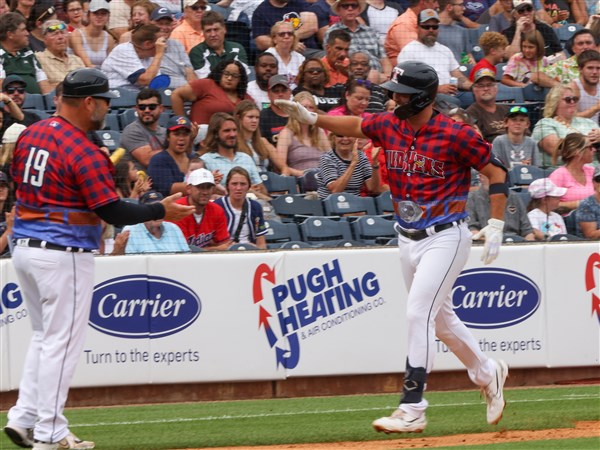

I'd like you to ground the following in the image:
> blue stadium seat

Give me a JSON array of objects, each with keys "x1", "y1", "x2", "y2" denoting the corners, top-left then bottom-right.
[
  {"x1": 260, "y1": 171, "x2": 298, "y2": 195},
  {"x1": 375, "y1": 191, "x2": 394, "y2": 215},
  {"x1": 509, "y1": 164, "x2": 546, "y2": 186},
  {"x1": 22, "y1": 93, "x2": 45, "y2": 110},
  {"x1": 94, "y1": 130, "x2": 121, "y2": 153},
  {"x1": 322, "y1": 193, "x2": 377, "y2": 217},
  {"x1": 278, "y1": 240, "x2": 314, "y2": 249},
  {"x1": 110, "y1": 87, "x2": 138, "y2": 110},
  {"x1": 298, "y1": 168, "x2": 319, "y2": 193},
  {"x1": 271, "y1": 194, "x2": 325, "y2": 221},
  {"x1": 299, "y1": 216, "x2": 353, "y2": 247},
  {"x1": 550, "y1": 233, "x2": 584, "y2": 242},
  {"x1": 503, "y1": 234, "x2": 526, "y2": 243},
  {"x1": 554, "y1": 23, "x2": 583, "y2": 48},
  {"x1": 496, "y1": 84, "x2": 525, "y2": 103},
  {"x1": 350, "y1": 215, "x2": 396, "y2": 245},
  {"x1": 42, "y1": 91, "x2": 56, "y2": 111},
  {"x1": 264, "y1": 220, "x2": 301, "y2": 248},
  {"x1": 118, "y1": 108, "x2": 138, "y2": 129},
  {"x1": 229, "y1": 242, "x2": 260, "y2": 250}
]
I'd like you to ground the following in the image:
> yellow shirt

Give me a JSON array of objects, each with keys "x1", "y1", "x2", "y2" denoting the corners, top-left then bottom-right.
[{"x1": 35, "y1": 50, "x2": 85, "y2": 87}]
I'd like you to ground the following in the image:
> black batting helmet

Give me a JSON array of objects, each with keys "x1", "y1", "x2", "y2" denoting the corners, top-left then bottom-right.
[
  {"x1": 381, "y1": 61, "x2": 438, "y2": 119},
  {"x1": 62, "y1": 68, "x2": 118, "y2": 99}
]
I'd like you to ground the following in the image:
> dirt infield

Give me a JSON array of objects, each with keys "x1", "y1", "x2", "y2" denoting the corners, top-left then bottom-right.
[{"x1": 198, "y1": 421, "x2": 599, "y2": 450}]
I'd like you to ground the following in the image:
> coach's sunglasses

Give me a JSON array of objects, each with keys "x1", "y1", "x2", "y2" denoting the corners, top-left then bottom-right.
[{"x1": 137, "y1": 103, "x2": 160, "y2": 111}]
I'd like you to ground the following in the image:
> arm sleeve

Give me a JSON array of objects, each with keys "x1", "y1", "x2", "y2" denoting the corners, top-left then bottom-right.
[{"x1": 94, "y1": 200, "x2": 165, "y2": 225}]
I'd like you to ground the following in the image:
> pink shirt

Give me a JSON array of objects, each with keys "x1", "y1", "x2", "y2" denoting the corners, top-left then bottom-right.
[{"x1": 549, "y1": 165, "x2": 595, "y2": 202}]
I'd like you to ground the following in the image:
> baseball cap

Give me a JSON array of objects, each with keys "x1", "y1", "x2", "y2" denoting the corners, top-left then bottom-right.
[
  {"x1": 268, "y1": 74, "x2": 290, "y2": 90},
  {"x1": 473, "y1": 68, "x2": 497, "y2": 83},
  {"x1": 184, "y1": 0, "x2": 208, "y2": 7},
  {"x1": 506, "y1": 105, "x2": 529, "y2": 118},
  {"x1": 528, "y1": 178, "x2": 567, "y2": 199},
  {"x1": 2, "y1": 123, "x2": 26, "y2": 144},
  {"x1": 62, "y1": 68, "x2": 118, "y2": 99},
  {"x1": 151, "y1": 7, "x2": 173, "y2": 21},
  {"x1": 0, "y1": 171, "x2": 8, "y2": 185},
  {"x1": 187, "y1": 168, "x2": 215, "y2": 186},
  {"x1": 139, "y1": 190, "x2": 164, "y2": 204},
  {"x1": 418, "y1": 9, "x2": 440, "y2": 24},
  {"x1": 89, "y1": 0, "x2": 110, "y2": 12},
  {"x1": 167, "y1": 115, "x2": 192, "y2": 132},
  {"x1": 513, "y1": 0, "x2": 533, "y2": 12},
  {"x1": 3, "y1": 74, "x2": 26, "y2": 90}
]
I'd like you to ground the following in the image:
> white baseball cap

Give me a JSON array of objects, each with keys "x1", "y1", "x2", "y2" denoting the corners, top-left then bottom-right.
[
  {"x1": 89, "y1": 0, "x2": 110, "y2": 12},
  {"x1": 187, "y1": 168, "x2": 215, "y2": 186},
  {"x1": 528, "y1": 178, "x2": 567, "y2": 199},
  {"x1": 2, "y1": 123, "x2": 26, "y2": 144}
]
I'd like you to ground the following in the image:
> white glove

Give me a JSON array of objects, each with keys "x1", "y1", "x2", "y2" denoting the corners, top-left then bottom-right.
[
  {"x1": 274, "y1": 99, "x2": 318, "y2": 125},
  {"x1": 472, "y1": 218, "x2": 504, "y2": 265}
]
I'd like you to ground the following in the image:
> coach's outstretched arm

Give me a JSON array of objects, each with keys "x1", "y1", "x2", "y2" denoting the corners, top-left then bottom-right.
[
  {"x1": 95, "y1": 193, "x2": 194, "y2": 226},
  {"x1": 275, "y1": 99, "x2": 367, "y2": 139}
]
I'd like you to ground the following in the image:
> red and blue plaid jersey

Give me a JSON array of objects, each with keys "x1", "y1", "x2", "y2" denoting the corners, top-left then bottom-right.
[
  {"x1": 11, "y1": 116, "x2": 119, "y2": 249},
  {"x1": 362, "y1": 111, "x2": 491, "y2": 230}
]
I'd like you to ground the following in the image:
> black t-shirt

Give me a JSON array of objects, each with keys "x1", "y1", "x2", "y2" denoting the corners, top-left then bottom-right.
[
  {"x1": 292, "y1": 85, "x2": 344, "y2": 112},
  {"x1": 502, "y1": 22, "x2": 563, "y2": 57},
  {"x1": 260, "y1": 107, "x2": 289, "y2": 145},
  {"x1": 1, "y1": 109, "x2": 41, "y2": 136}
]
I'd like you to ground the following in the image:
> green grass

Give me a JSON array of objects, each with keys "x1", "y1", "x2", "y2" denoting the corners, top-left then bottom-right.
[
  {"x1": 1, "y1": 386, "x2": 598, "y2": 449},
  {"x1": 432, "y1": 438, "x2": 600, "y2": 450}
]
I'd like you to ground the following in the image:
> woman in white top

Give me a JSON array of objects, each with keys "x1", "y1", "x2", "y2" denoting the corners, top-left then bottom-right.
[
  {"x1": 265, "y1": 21, "x2": 304, "y2": 90},
  {"x1": 70, "y1": 1, "x2": 116, "y2": 67},
  {"x1": 526, "y1": 178, "x2": 567, "y2": 240}
]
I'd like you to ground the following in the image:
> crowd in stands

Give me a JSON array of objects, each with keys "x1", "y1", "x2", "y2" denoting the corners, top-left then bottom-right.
[{"x1": 1, "y1": 0, "x2": 600, "y2": 254}]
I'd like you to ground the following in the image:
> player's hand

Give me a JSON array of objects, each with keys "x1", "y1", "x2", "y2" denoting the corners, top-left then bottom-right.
[
  {"x1": 472, "y1": 218, "x2": 504, "y2": 265},
  {"x1": 274, "y1": 100, "x2": 318, "y2": 125},
  {"x1": 160, "y1": 192, "x2": 194, "y2": 221}
]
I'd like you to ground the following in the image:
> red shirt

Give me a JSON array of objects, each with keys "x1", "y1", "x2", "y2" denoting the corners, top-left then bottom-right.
[
  {"x1": 469, "y1": 58, "x2": 496, "y2": 81},
  {"x1": 171, "y1": 197, "x2": 230, "y2": 248},
  {"x1": 189, "y1": 79, "x2": 252, "y2": 124}
]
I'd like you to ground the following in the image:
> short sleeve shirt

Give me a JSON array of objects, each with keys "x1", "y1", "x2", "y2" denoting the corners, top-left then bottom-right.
[
  {"x1": 200, "y1": 151, "x2": 262, "y2": 186},
  {"x1": 317, "y1": 149, "x2": 372, "y2": 199},
  {"x1": 123, "y1": 222, "x2": 190, "y2": 254},
  {"x1": 171, "y1": 197, "x2": 230, "y2": 247}
]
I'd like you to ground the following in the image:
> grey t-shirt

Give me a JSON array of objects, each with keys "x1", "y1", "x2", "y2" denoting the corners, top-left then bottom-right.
[
  {"x1": 467, "y1": 188, "x2": 534, "y2": 237},
  {"x1": 492, "y1": 134, "x2": 539, "y2": 168},
  {"x1": 120, "y1": 120, "x2": 166, "y2": 170}
]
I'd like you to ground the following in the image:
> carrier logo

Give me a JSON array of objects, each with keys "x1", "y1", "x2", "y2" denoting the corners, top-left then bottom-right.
[
  {"x1": 253, "y1": 259, "x2": 382, "y2": 369},
  {"x1": 452, "y1": 268, "x2": 540, "y2": 329},
  {"x1": 90, "y1": 275, "x2": 201, "y2": 338},
  {"x1": 585, "y1": 253, "x2": 600, "y2": 322}
]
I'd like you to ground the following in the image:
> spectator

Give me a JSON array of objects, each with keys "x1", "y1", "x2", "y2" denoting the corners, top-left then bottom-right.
[
  {"x1": 251, "y1": 0, "x2": 319, "y2": 52},
  {"x1": 147, "y1": 116, "x2": 194, "y2": 197},
  {"x1": 171, "y1": 168, "x2": 232, "y2": 250},
  {"x1": 466, "y1": 68, "x2": 511, "y2": 143},
  {"x1": 25, "y1": 1, "x2": 56, "y2": 53},
  {"x1": 348, "y1": 50, "x2": 387, "y2": 112},
  {"x1": 577, "y1": 165, "x2": 600, "y2": 239},
  {"x1": 190, "y1": 11, "x2": 249, "y2": 79},
  {"x1": 0, "y1": 0, "x2": 8, "y2": 15},
  {"x1": 437, "y1": 0, "x2": 477, "y2": 66},
  {"x1": 568, "y1": 49, "x2": 600, "y2": 123},
  {"x1": 113, "y1": 190, "x2": 190, "y2": 254},
  {"x1": 0, "y1": 12, "x2": 51, "y2": 94},
  {"x1": 200, "y1": 112, "x2": 270, "y2": 198},
  {"x1": 531, "y1": 84, "x2": 600, "y2": 167},
  {"x1": 526, "y1": 177, "x2": 568, "y2": 240},
  {"x1": 247, "y1": 52, "x2": 278, "y2": 109},
  {"x1": 0, "y1": 123, "x2": 26, "y2": 180},
  {"x1": 121, "y1": 88, "x2": 166, "y2": 170},
  {"x1": 70, "y1": 0, "x2": 116, "y2": 68},
  {"x1": 118, "y1": 0, "x2": 155, "y2": 44},
  {"x1": 469, "y1": 31, "x2": 508, "y2": 80},
  {"x1": 266, "y1": 20, "x2": 305, "y2": 90},
  {"x1": 172, "y1": 59, "x2": 251, "y2": 125},
  {"x1": 488, "y1": 0, "x2": 516, "y2": 33},
  {"x1": 385, "y1": 0, "x2": 439, "y2": 62},
  {"x1": 0, "y1": 169, "x2": 14, "y2": 255},
  {"x1": 10, "y1": 0, "x2": 34, "y2": 20},
  {"x1": 544, "y1": 28, "x2": 597, "y2": 83},
  {"x1": 397, "y1": 9, "x2": 473, "y2": 108},
  {"x1": 260, "y1": 74, "x2": 292, "y2": 145},
  {"x1": 35, "y1": 20, "x2": 85, "y2": 90},
  {"x1": 360, "y1": 0, "x2": 403, "y2": 47},
  {"x1": 101, "y1": 24, "x2": 168, "y2": 90},
  {"x1": 64, "y1": 0, "x2": 86, "y2": 32},
  {"x1": 293, "y1": 57, "x2": 344, "y2": 112},
  {"x1": 233, "y1": 99, "x2": 275, "y2": 171},
  {"x1": 150, "y1": 7, "x2": 197, "y2": 89},
  {"x1": 215, "y1": 166, "x2": 268, "y2": 248},
  {"x1": 321, "y1": 28, "x2": 352, "y2": 87},
  {"x1": 317, "y1": 131, "x2": 380, "y2": 199},
  {"x1": 324, "y1": 0, "x2": 392, "y2": 77},
  {"x1": 108, "y1": 0, "x2": 135, "y2": 39},
  {"x1": 273, "y1": 91, "x2": 330, "y2": 176},
  {"x1": 114, "y1": 157, "x2": 152, "y2": 199},
  {"x1": 310, "y1": 0, "x2": 338, "y2": 47},
  {"x1": 327, "y1": 76, "x2": 372, "y2": 118},
  {"x1": 0, "y1": 75, "x2": 41, "y2": 135},
  {"x1": 170, "y1": 0, "x2": 209, "y2": 53},
  {"x1": 492, "y1": 105, "x2": 539, "y2": 168},
  {"x1": 540, "y1": 0, "x2": 587, "y2": 26},
  {"x1": 502, "y1": 0, "x2": 563, "y2": 59},
  {"x1": 549, "y1": 132, "x2": 597, "y2": 213},
  {"x1": 468, "y1": 173, "x2": 535, "y2": 240},
  {"x1": 464, "y1": 0, "x2": 499, "y2": 22},
  {"x1": 501, "y1": 29, "x2": 558, "y2": 88}
]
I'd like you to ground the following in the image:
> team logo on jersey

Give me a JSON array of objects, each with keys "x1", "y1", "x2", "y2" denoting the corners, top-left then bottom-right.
[
  {"x1": 451, "y1": 268, "x2": 540, "y2": 329},
  {"x1": 585, "y1": 252, "x2": 600, "y2": 322},
  {"x1": 90, "y1": 275, "x2": 201, "y2": 338},
  {"x1": 252, "y1": 259, "x2": 382, "y2": 369},
  {"x1": 282, "y1": 12, "x2": 302, "y2": 30}
]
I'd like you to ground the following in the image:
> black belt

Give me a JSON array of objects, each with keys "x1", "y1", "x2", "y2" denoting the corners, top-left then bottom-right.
[
  {"x1": 398, "y1": 219, "x2": 465, "y2": 241},
  {"x1": 15, "y1": 238, "x2": 93, "y2": 253}
]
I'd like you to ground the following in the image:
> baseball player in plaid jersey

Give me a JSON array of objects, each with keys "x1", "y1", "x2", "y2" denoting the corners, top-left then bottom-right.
[
  {"x1": 4, "y1": 69, "x2": 193, "y2": 450},
  {"x1": 276, "y1": 61, "x2": 510, "y2": 433}
]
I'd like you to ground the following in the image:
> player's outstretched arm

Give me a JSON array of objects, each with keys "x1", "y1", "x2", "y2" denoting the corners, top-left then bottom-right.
[
  {"x1": 274, "y1": 99, "x2": 367, "y2": 139},
  {"x1": 160, "y1": 193, "x2": 196, "y2": 222},
  {"x1": 95, "y1": 194, "x2": 194, "y2": 226}
]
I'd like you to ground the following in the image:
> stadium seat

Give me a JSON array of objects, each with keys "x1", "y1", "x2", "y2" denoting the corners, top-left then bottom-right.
[
  {"x1": 512, "y1": 188, "x2": 531, "y2": 209},
  {"x1": 496, "y1": 84, "x2": 524, "y2": 103},
  {"x1": 298, "y1": 168, "x2": 319, "y2": 193},
  {"x1": 160, "y1": 89, "x2": 173, "y2": 108},
  {"x1": 278, "y1": 240, "x2": 313, "y2": 249},
  {"x1": 22, "y1": 93, "x2": 45, "y2": 110},
  {"x1": 503, "y1": 234, "x2": 526, "y2": 243},
  {"x1": 159, "y1": 111, "x2": 171, "y2": 127},
  {"x1": 550, "y1": 233, "x2": 584, "y2": 242},
  {"x1": 563, "y1": 210, "x2": 577, "y2": 236},
  {"x1": 229, "y1": 242, "x2": 260, "y2": 250},
  {"x1": 264, "y1": 220, "x2": 301, "y2": 248},
  {"x1": 271, "y1": 194, "x2": 324, "y2": 220},
  {"x1": 554, "y1": 23, "x2": 583, "y2": 48},
  {"x1": 350, "y1": 215, "x2": 396, "y2": 245},
  {"x1": 522, "y1": 84, "x2": 548, "y2": 102},
  {"x1": 509, "y1": 164, "x2": 546, "y2": 186},
  {"x1": 322, "y1": 193, "x2": 377, "y2": 217},
  {"x1": 375, "y1": 191, "x2": 394, "y2": 215},
  {"x1": 299, "y1": 216, "x2": 353, "y2": 247},
  {"x1": 260, "y1": 171, "x2": 298, "y2": 195},
  {"x1": 94, "y1": 130, "x2": 121, "y2": 153},
  {"x1": 104, "y1": 112, "x2": 121, "y2": 131},
  {"x1": 110, "y1": 87, "x2": 138, "y2": 110},
  {"x1": 118, "y1": 108, "x2": 138, "y2": 129},
  {"x1": 466, "y1": 25, "x2": 488, "y2": 50},
  {"x1": 386, "y1": 237, "x2": 399, "y2": 246},
  {"x1": 495, "y1": 63, "x2": 507, "y2": 81},
  {"x1": 42, "y1": 91, "x2": 56, "y2": 112}
]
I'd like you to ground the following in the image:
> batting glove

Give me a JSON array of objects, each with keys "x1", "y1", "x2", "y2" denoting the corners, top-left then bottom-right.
[
  {"x1": 274, "y1": 99, "x2": 318, "y2": 125},
  {"x1": 472, "y1": 218, "x2": 504, "y2": 265}
]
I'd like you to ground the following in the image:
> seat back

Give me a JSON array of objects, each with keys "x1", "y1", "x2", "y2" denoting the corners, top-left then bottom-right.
[
  {"x1": 260, "y1": 171, "x2": 298, "y2": 195},
  {"x1": 229, "y1": 242, "x2": 260, "y2": 250},
  {"x1": 298, "y1": 168, "x2": 320, "y2": 193},
  {"x1": 563, "y1": 210, "x2": 577, "y2": 236},
  {"x1": 509, "y1": 164, "x2": 546, "y2": 186},
  {"x1": 550, "y1": 233, "x2": 584, "y2": 242},
  {"x1": 110, "y1": 88, "x2": 139, "y2": 111},
  {"x1": 322, "y1": 193, "x2": 377, "y2": 217},
  {"x1": 351, "y1": 216, "x2": 396, "y2": 245},
  {"x1": 375, "y1": 191, "x2": 394, "y2": 215},
  {"x1": 496, "y1": 84, "x2": 525, "y2": 103},
  {"x1": 264, "y1": 220, "x2": 301, "y2": 245},
  {"x1": 94, "y1": 130, "x2": 121, "y2": 153},
  {"x1": 22, "y1": 93, "x2": 45, "y2": 110},
  {"x1": 271, "y1": 194, "x2": 324, "y2": 220},
  {"x1": 299, "y1": 216, "x2": 353, "y2": 247}
]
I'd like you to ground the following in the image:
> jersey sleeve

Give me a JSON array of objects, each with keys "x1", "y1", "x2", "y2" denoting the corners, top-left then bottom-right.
[{"x1": 212, "y1": 203, "x2": 231, "y2": 244}]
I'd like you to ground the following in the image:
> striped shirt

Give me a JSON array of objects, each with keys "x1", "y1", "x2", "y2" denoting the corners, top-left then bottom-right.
[{"x1": 317, "y1": 150, "x2": 372, "y2": 199}]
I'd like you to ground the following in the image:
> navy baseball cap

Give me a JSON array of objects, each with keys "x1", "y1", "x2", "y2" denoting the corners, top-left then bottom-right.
[
  {"x1": 167, "y1": 115, "x2": 192, "y2": 131},
  {"x1": 3, "y1": 75, "x2": 26, "y2": 90},
  {"x1": 139, "y1": 190, "x2": 164, "y2": 204},
  {"x1": 62, "y1": 68, "x2": 118, "y2": 99},
  {"x1": 151, "y1": 6, "x2": 173, "y2": 21}
]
